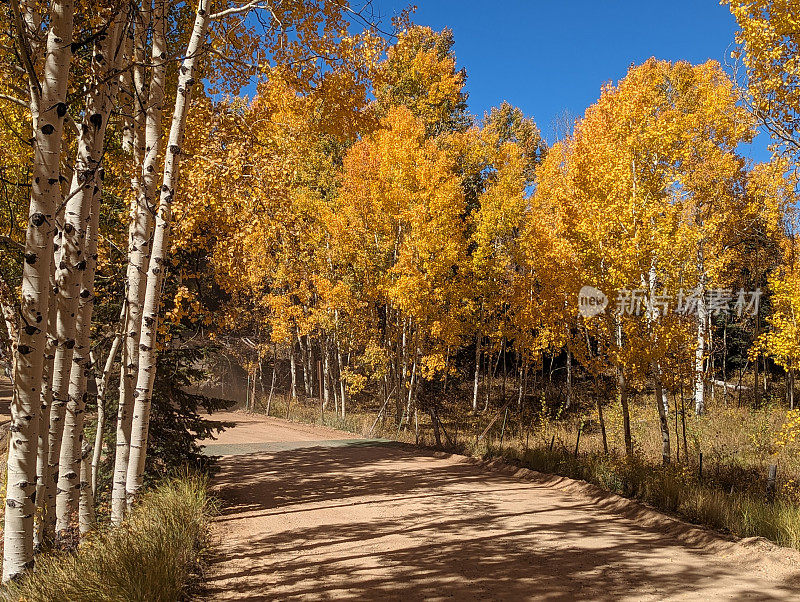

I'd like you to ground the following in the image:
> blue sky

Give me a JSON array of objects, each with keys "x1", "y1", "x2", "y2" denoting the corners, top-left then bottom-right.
[{"x1": 371, "y1": 0, "x2": 771, "y2": 162}]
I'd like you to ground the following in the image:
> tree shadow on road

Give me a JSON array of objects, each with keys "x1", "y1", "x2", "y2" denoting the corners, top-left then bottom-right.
[{"x1": 206, "y1": 443, "x2": 800, "y2": 601}]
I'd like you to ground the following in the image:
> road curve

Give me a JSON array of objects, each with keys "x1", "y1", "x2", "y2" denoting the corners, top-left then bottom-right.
[{"x1": 202, "y1": 411, "x2": 800, "y2": 601}]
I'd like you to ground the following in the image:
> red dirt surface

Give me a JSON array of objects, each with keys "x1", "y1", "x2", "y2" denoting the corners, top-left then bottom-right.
[{"x1": 203, "y1": 411, "x2": 800, "y2": 600}]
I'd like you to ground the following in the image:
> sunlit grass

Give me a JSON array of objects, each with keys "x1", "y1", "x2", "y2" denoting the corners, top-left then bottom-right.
[{"x1": 1, "y1": 472, "x2": 216, "y2": 602}]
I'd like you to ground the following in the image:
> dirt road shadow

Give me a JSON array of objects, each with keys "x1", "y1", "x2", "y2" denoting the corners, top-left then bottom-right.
[{"x1": 207, "y1": 442, "x2": 800, "y2": 601}]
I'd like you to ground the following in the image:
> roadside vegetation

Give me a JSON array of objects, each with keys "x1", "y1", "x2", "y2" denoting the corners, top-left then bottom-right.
[
  {"x1": 249, "y1": 385, "x2": 800, "y2": 552},
  {"x1": 0, "y1": 473, "x2": 215, "y2": 602}
]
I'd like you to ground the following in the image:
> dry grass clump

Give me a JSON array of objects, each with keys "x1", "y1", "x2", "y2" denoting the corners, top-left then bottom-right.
[{"x1": 1, "y1": 473, "x2": 216, "y2": 602}]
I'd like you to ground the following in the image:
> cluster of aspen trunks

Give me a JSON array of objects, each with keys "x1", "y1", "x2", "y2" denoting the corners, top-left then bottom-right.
[{"x1": 2, "y1": 0, "x2": 210, "y2": 582}]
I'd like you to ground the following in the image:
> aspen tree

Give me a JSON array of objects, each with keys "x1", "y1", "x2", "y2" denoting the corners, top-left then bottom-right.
[
  {"x1": 125, "y1": 0, "x2": 212, "y2": 506},
  {"x1": 4, "y1": 0, "x2": 75, "y2": 581},
  {"x1": 33, "y1": 264, "x2": 57, "y2": 549},
  {"x1": 90, "y1": 329, "x2": 123, "y2": 497},
  {"x1": 728, "y1": 0, "x2": 800, "y2": 162},
  {"x1": 54, "y1": 9, "x2": 126, "y2": 536},
  {"x1": 112, "y1": 0, "x2": 163, "y2": 525}
]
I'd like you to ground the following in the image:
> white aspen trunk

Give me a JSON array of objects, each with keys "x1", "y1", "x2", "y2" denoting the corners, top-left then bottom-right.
[
  {"x1": 4, "y1": 0, "x2": 75, "y2": 582},
  {"x1": 484, "y1": 345, "x2": 491, "y2": 413},
  {"x1": 55, "y1": 13, "x2": 125, "y2": 536},
  {"x1": 266, "y1": 344, "x2": 276, "y2": 416},
  {"x1": 254, "y1": 357, "x2": 261, "y2": 409},
  {"x1": 33, "y1": 264, "x2": 57, "y2": 550},
  {"x1": 565, "y1": 349, "x2": 572, "y2": 409},
  {"x1": 472, "y1": 335, "x2": 480, "y2": 412},
  {"x1": 112, "y1": 0, "x2": 162, "y2": 524},
  {"x1": 654, "y1": 364, "x2": 671, "y2": 464},
  {"x1": 90, "y1": 329, "x2": 122, "y2": 498},
  {"x1": 124, "y1": 1, "x2": 212, "y2": 507},
  {"x1": 709, "y1": 327, "x2": 716, "y2": 406},
  {"x1": 339, "y1": 349, "x2": 348, "y2": 418},
  {"x1": 289, "y1": 345, "x2": 297, "y2": 400},
  {"x1": 78, "y1": 441, "x2": 94, "y2": 536},
  {"x1": 616, "y1": 317, "x2": 633, "y2": 456},
  {"x1": 694, "y1": 305, "x2": 707, "y2": 415},
  {"x1": 392, "y1": 312, "x2": 401, "y2": 422},
  {"x1": 723, "y1": 318, "x2": 728, "y2": 406},
  {"x1": 119, "y1": 14, "x2": 135, "y2": 154},
  {"x1": 648, "y1": 260, "x2": 670, "y2": 464},
  {"x1": 301, "y1": 334, "x2": 312, "y2": 397},
  {"x1": 322, "y1": 339, "x2": 330, "y2": 409},
  {"x1": 695, "y1": 246, "x2": 707, "y2": 415},
  {"x1": 332, "y1": 350, "x2": 340, "y2": 415},
  {"x1": 399, "y1": 318, "x2": 408, "y2": 422},
  {"x1": 298, "y1": 333, "x2": 310, "y2": 397},
  {"x1": 308, "y1": 337, "x2": 315, "y2": 397},
  {"x1": 48, "y1": 102, "x2": 98, "y2": 536},
  {"x1": 405, "y1": 351, "x2": 417, "y2": 417}
]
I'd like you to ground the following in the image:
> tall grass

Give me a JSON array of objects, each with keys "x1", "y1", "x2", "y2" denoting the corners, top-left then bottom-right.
[
  {"x1": 1, "y1": 473, "x2": 216, "y2": 602},
  {"x1": 488, "y1": 444, "x2": 800, "y2": 550}
]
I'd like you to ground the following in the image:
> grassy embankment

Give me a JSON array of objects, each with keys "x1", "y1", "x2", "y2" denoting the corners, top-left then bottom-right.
[{"x1": 254, "y1": 387, "x2": 800, "y2": 550}]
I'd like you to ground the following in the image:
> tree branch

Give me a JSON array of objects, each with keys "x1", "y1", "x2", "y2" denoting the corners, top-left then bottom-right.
[
  {"x1": 10, "y1": 0, "x2": 41, "y2": 119},
  {"x1": 0, "y1": 94, "x2": 30, "y2": 111},
  {"x1": 0, "y1": 235, "x2": 24, "y2": 251},
  {"x1": 211, "y1": 0, "x2": 276, "y2": 21}
]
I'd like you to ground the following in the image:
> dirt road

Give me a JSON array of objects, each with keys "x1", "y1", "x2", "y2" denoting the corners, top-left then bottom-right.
[{"x1": 203, "y1": 412, "x2": 800, "y2": 601}]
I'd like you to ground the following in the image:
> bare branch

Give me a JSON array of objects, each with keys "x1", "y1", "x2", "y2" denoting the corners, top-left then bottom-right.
[
  {"x1": 207, "y1": 45, "x2": 258, "y2": 70},
  {"x1": 0, "y1": 94, "x2": 30, "y2": 111},
  {"x1": 211, "y1": 0, "x2": 275, "y2": 21},
  {"x1": 0, "y1": 235, "x2": 24, "y2": 251},
  {"x1": 10, "y1": 0, "x2": 41, "y2": 118}
]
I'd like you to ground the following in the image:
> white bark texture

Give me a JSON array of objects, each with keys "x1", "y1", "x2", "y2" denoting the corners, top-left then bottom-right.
[
  {"x1": 33, "y1": 264, "x2": 57, "y2": 550},
  {"x1": 125, "y1": 0, "x2": 212, "y2": 507},
  {"x1": 55, "y1": 11, "x2": 126, "y2": 536},
  {"x1": 119, "y1": 19, "x2": 136, "y2": 154},
  {"x1": 290, "y1": 346, "x2": 297, "y2": 400},
  {"x1": 111, "y1": 0, "x2": 164, "y2": 524},
  {"x1": 695, "y1": 305, "x2": 707, "y2": 415},
  {"x1": 3, "y1": 0, "x2": 75, "y2": 582},
  {"x1": 695, "y1": 246, "x2": 707, "y2": 415},
  {"x1": 91, "y1": 329, "x2": 122, "y2": 497},
  {"x1": 472, "y1": 336, "x2": 480, "y2": 412},
  {"x1": 78, "y1": 441, "x2": 95, "y2": 536}
]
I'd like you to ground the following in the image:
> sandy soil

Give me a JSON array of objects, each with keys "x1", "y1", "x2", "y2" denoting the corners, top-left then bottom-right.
[{"x1": 203, "y1": 411, "x2": 800, "y2": 601}]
